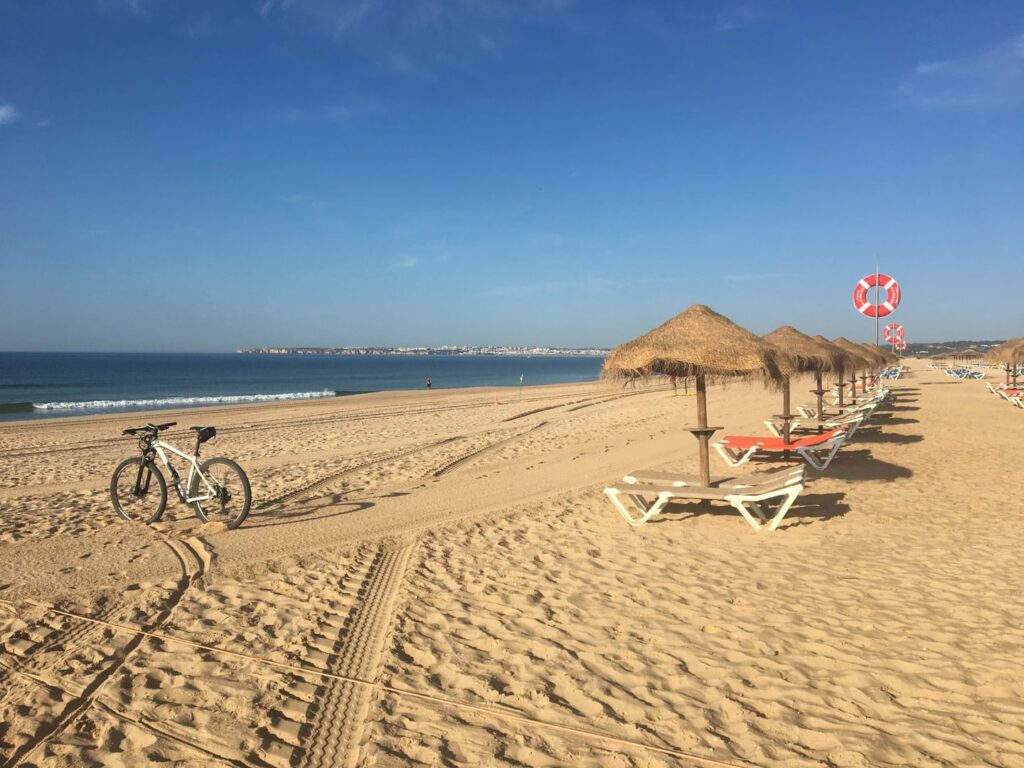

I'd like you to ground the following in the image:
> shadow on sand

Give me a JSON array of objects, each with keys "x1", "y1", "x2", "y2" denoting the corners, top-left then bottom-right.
[
  {"x1": 781, "y1": 492, "x2": 850, "y2": 528},
  {"x1": 870, "y1": 416, "x2": 919, "y2": 426},
  {"x1": 823, "y1": 449, "x2": 913, "y2": 481},
  {"x1": 647, "y1": 490, "x2": 850, "y2": 529},
  {"x1": 851, "y1": 430, "x2": 924, "y2": 445},
  {"x1": 246, "y1": 494, "x2": 375, "y2": 529}
]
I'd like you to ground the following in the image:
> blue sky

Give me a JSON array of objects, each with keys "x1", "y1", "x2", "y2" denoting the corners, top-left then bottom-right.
[{"x1": 1, "y1": 0, "x2": 1022, "y2": 351}]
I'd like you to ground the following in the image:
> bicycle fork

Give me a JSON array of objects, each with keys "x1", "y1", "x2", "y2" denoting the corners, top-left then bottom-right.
[{"x1": 133, "y1": 461, "x2": 154, "y2": 497}]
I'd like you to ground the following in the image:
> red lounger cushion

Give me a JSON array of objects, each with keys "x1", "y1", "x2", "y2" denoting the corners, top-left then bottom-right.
[{"x1": 720, "y1": 428, "x2": 844, "y2": 451}]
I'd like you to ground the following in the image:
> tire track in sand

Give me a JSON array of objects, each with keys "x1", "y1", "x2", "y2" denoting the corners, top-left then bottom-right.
[
  {"x1": 299, "y1": 540, "x2": 415, "y2": 768},
  {"x1": 0, "y1": 535, "x2": 210, "y2": 768}
]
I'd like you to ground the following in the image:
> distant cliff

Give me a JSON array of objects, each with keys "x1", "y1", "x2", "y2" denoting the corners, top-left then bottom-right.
[{"x1": 904, "y1": 340, "x2": 1004, "y2": 356}]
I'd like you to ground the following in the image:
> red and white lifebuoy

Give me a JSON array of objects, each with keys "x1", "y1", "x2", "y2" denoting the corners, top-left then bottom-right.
[
  {"x1": 895, "y1": 338, "x2": 907, "y2": 352},
  {"x1": 853, "y1": 273, "x2": 901, "y2": 318},
  {"x1": 883, "y1": 322, "x2": 904, "y2": 343}
]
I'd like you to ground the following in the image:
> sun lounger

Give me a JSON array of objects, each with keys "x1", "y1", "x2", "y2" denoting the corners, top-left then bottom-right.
[
  {"x1": 765, "y1": 410, "x2": 865, "y2": 439},
  {"x1": 604, "y1": 468, "x2": 806, "y2": 530},
  {"x1": 714, "y1": 427, "x2": 848, "y2": 471},
  {"x1": 621, "y1": 464, "x2": 804, "y2": 488},
  {"x1": 797, "y1": 398, "x2": 879, "y2": 421}
]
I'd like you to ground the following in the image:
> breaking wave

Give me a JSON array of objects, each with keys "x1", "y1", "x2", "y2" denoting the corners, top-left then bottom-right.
[{"x1": 28, "y1": 390, "x2": 340, "y2": 411}]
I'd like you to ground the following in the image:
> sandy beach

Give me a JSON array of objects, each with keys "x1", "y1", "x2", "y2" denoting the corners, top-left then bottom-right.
[{"x1": 1, "y1": 361, "x2": 1022, "y2": 767}]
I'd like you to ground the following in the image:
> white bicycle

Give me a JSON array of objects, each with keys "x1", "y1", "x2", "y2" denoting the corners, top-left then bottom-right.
[{"x1": 110, "y1": 421, "x2": 252, "y2": 529}]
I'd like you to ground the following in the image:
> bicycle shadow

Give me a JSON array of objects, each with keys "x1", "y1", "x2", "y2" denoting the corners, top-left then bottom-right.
[{"x1": 245, "y1": 493, "x2": 375, "y2": 529}]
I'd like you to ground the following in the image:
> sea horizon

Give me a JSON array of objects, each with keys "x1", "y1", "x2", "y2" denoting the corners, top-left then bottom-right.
[{"x1": 0, "y1": 351, "x2": 606, "y2": 422}]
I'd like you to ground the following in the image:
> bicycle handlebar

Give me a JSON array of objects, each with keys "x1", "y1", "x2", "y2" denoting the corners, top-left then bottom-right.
[{"x1": 122, "y1": 421, "x2": 177, "y2": 436}]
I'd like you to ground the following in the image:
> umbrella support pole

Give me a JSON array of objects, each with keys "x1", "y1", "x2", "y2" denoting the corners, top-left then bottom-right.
[
  {"x1": 835, "y1": 368, "x2": 845, "y2": 409},
  {"x1": 686, "y1": 375, "x2": 721, "y2": 487},
  {"x1": 775, "y1": 377, "x2": 794, "y2": 456},
  {"x1": 812, "y1": 372, "x2": 826, "y2": 434}
]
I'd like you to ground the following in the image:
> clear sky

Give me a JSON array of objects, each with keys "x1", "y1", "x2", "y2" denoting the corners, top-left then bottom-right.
[{"x1": 1, "y1": 1, "x2": 1022, "y2": 352}]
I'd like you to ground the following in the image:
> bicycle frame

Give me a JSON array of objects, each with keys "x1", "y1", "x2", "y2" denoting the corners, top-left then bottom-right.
[{"x1": 148, "y1": 437, "x2": 218, "y2": 504}]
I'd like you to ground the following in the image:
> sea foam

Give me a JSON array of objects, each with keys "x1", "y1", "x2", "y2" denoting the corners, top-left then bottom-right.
[{"x1": 32, "y1": 390, "x2": 338, "y2": 411}]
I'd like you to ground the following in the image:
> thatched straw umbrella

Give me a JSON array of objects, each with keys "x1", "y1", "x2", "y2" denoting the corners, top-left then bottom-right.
[
  {"x1": 857, "y1": 343, "x2": 887, "y2": 393},
  {"x1": 832, "y1": 338, "x2": 872, "y2": 405},
  {"x1": 809, "y1": 335, "x2": 852, "y2": 416},
  {"x1": 603, "y1": 304, "x2": 785, "y2": 486},
  {"x1": 763, "y1": 326, "x2": 841, "y2": 443},
  {"x1": 986, "y1": 338, "x2": 1024, "y2": 386}
]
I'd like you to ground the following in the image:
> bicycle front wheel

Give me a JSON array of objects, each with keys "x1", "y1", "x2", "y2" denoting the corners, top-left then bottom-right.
[
  {"x1": 110, "y1": 457, "x2": 167, "y2": 523},
  {"x1": 189, "y1": 457, "x2": 252, "y2": 529}
]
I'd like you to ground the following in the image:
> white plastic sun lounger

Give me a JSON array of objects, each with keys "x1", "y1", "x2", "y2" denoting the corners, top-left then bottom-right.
[
  {"x1": 798, "y1": 397, "x2": 880, "y2": 421},
  {"x1": 621, "y1": 465, "x2": 804, "y2": 488},
  {"x1": 765, "y1": 410, "x2": 866, "y2": 439},
  {"x1": 604, "y1": 469, "x2": 805, "y2": 531}
]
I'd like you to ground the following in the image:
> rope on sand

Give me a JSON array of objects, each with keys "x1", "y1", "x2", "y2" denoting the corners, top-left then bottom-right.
[{"x1": 4, "y1": 598, "x2": 756, "y2": 768}]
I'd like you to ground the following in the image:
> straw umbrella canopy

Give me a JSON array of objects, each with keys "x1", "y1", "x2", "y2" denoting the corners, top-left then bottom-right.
[
  {"x1": 857, "y1": 343, "x2": 888, "y2": 391},
  {"x1": 831, "y1": 337, "x2": 873, "y2": 405},
  {"x1": 985, "y1": 338, "x2": 1024, "y2": 364},
  {"x1": 860, "y1": 346, "x2": 892, "y2": 397},
  {"x1": 763, "y1": 326, "x2": 842, "y2": 442},
  {"x1": 986, "y1": 338, "x2": 1024, "y2": 385},
  {"x1": 603, "y1": 304, "x2": 785, "y2": 486},
  {"x1": 858, "y1": 343, "x2": 887, "y2": 369},
  {"x1": 808, "y1": 335, "x2": 855, "y2": 413}
]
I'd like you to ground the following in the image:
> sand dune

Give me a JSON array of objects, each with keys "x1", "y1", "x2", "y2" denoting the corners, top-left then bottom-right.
[{"x1": 2, "y1": 364, "x2": 1023, "y2": 766}]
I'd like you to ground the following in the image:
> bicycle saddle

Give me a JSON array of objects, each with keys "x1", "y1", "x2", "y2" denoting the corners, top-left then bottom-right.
[{"x1": 191, "y1": 426, "x2": 217, "y2": 444}]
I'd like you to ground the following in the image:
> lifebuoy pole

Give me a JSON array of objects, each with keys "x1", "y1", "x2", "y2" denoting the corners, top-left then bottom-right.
[{"x1": 874, "y1": 259, "x2": 880, "y2": 348}]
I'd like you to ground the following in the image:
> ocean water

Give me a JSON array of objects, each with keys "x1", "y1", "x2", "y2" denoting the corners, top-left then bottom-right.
[{"x1": 0, "y1": 352, "x2": 605, "y2": 422}]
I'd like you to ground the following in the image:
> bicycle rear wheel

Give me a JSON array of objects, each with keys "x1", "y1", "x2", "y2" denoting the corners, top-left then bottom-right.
[
  {"x1": 110, "y1": 457, "x2": 167, "y2": 523},
  {"x1": 189, "y1": 457, "x2": 252, "y2": 529}
]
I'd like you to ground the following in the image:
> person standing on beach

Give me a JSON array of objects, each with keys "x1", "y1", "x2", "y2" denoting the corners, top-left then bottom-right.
[{"x1": 426, "y1": 377, "x2": 432, "y2": 389}]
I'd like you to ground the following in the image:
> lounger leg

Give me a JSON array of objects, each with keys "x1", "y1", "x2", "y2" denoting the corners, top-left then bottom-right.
[
  {"x1": 764, "y1": 420, "x2": 781, "y2": 437},
  {"x1": 730, "y1": 500, "x2": 765, "y2": 530},
  {"x1": 766, "y1": 486, "x2": 801, "y2": 531},
  {"x1": 746, "y1": 500, "x2": 768, "y2": 522},
  {"x1": 713, "y1": 443, "x2": 756, "y2": 467},
  {"x1": 604, "y1": 488, "x2": 671, "y2": 528},
  {"x1": 797, "y1": 440, "x2": 843, "y2": 471}
]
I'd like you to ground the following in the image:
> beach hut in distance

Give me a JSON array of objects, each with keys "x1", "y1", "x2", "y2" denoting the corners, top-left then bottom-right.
[
  {"x1": 763, "y1": 326, "x2": 842, "y2": 442},
  {"x1": 603, "y1": 304, "x2": 785, "y2": 486},
  {"x1": 951, "y1": 348, "x2": 981, "y2": 366}
]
